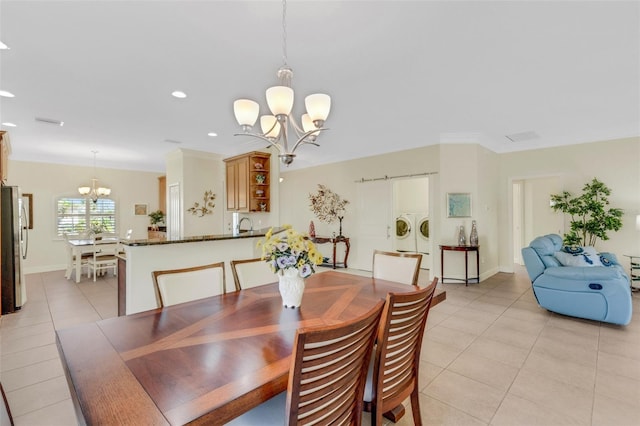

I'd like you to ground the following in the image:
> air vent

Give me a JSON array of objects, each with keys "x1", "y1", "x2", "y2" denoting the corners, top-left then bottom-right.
[
  {"x1": 35, "y1": 117, "x2": 64, "y2": 126},
  {"x1": 163, "y1": 139, "x2": 183, "y2": 144},
  {"x1": 505, "y1": 131, "x2": 539, "y2": 143}
]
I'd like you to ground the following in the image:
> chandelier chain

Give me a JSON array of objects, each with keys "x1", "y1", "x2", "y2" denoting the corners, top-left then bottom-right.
[{"x1": 281, "y1": 0, "x2": 288, "y2": 66}]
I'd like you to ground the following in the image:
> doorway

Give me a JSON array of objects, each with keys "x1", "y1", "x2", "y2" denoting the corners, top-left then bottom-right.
[{"x1": 511, "y1": 176, "x2": 563, "y2": 265}]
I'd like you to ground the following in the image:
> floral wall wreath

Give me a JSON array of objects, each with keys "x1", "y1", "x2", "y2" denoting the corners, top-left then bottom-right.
[{"x1": 308, "y1": 184, "x2": 349, "y2": 224}]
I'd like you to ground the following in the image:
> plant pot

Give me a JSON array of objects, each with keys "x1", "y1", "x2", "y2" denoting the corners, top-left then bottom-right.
[{"x1": 278, "y1": 268, "x2": 305, "y2": 308}]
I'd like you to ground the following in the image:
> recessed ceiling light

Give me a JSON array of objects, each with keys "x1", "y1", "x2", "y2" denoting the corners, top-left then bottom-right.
[
  {"x1": 207, "y1": 132, "x2": 218, "y2": 137},
  {"x1": 0, "y1": 90, "x2": 15, "y2": 98},
  {"x1": 0, "y1": 41, "x2": 9, "y2": 50},
  {"x1": 1, "y1": 122, "x2": 17, "y2": 127},
  {"x1": 171, "y1": 91, "x2": 187, "y2": 99}
]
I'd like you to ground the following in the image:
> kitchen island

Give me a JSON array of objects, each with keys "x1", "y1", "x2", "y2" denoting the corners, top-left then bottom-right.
[{"x1": 118, "y1": 227, "x2": 283, "y2": 315}]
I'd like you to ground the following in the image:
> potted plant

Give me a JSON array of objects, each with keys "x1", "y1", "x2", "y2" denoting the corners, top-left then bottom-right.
[
  {"x1": 550, "y1": 178, "x2": 623, "y2": 247},
  {"x1": 148, "y1": 210, "x2": 165, "y2": 230}
]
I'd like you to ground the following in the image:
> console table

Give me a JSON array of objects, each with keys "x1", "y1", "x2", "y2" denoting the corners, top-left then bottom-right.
[
  {"x1": 311, "y1": 235, "x2": 350, "y2": 269},
  {"x1": 440, "y1": 245, "x2": 480, "y2": 286}
]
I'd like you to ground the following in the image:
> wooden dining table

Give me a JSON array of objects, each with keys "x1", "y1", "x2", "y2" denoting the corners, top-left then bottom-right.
[{"x1": 56, "y1": 271, "x2": 446, "y2": 425}]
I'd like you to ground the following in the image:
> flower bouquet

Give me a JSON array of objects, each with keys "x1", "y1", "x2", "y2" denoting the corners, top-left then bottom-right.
[
  {"x1": 259, "y1": 226, "x2": 323, "y2": 278},
  {"x1": 258, "y1": 226, "x2": 323, "y2": 307}
]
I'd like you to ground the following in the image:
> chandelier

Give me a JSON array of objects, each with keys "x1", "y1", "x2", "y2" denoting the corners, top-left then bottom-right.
[
  {"x1": 233, "y1": 0, "x2": 331, "y2": 166},
  {"x1": 78, "y1": 151, "x2": 111, "y2": 203}
]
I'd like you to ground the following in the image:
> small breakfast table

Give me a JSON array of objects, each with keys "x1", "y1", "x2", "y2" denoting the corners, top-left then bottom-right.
[
  {"x1": 56, "y1": 271, "x2": 445, "y2": 425},
  {"x1": 65, "y1": 237, "x2": 119, "y2": 283}
]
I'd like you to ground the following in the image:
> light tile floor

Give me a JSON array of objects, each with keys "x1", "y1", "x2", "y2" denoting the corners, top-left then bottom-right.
[{"x1": 1, "y1": 266, "x2": 639, "y2": 426}]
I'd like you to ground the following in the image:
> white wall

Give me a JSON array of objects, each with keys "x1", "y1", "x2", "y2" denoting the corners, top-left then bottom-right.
[
  {"x1": 9, "y1": 136, "x2": 639, "y2": 279},
  {"x1": 498, "y1": 136, "x2": 640, "y2": 270},
  {"x1": 6, "y1": 160, "x2": 161, "y2": 273}
]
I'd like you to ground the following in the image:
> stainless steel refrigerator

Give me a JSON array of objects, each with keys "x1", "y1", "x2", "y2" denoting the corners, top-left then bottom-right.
[{"x1": 1, "y1": 185, "x2": 28, "y2": 314}]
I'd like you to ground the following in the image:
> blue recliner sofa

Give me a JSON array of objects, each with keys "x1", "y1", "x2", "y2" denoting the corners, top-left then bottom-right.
[{"x1": 521, "y1": 234, "x2": 632, "y2": 325}]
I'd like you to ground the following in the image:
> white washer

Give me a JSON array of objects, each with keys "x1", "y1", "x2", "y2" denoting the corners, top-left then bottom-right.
[
  {"x1": 394, "y1": 214, "x2": 416, "y2": 252},
  {"x1": 416, "y1": 215, "x2": 430, "y2": 268}
]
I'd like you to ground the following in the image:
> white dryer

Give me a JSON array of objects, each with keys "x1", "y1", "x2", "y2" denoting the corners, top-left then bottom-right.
[
  {"x1": 394, "y1": 214, "x2": 417, "y2": 252},
  {"x1": 416, "y1": 215, "x2": 431, "y2": 268}
]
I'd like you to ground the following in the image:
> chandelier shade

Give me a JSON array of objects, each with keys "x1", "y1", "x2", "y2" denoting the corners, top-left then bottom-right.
[{"x1": 232, "y1": 0, "x2": 331, "y2": 166}]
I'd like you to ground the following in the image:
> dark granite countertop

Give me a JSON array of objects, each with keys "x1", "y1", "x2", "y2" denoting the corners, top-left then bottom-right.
[{"x1": 121, "y1": 226, "x2": 285, "y2": 247}]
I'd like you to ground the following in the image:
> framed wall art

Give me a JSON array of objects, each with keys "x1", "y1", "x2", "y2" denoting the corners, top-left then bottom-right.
[
  {"x1": 134, "y1": 203, "x2": 148, "y2": 216},
  {"x1": 447, "y1": 193, "x2": 472, "y2": 218}
]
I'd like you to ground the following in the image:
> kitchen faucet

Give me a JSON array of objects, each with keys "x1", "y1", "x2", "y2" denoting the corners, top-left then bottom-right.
[{"x1": 237, "y1": 216, "x2": 253, "y2": 233}]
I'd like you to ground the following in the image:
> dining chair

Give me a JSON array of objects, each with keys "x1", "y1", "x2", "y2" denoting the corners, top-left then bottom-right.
[
  {"x1": 86, "y1": 240, "x2": 119, "y2": 282},
  {"x1": 1, "y1": 382, "x2": 14, "y2": 426},
  {"x1": 227, "y1": 300, "x2": 385, "y2": 426},
  {"x1": 372, "y1": 250, "x2": 422, "y2": 286},
  {"x1": 230, "y1": 257, "x2": 276, "y2": 291},
  {"x1": 363, "y1": 277, "x2": 439, "y2": 426},
  {"x1": 152, "y1": 262, "x2": 226, "y2": 307}
]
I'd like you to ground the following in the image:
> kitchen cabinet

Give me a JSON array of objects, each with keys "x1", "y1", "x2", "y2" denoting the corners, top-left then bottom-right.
[{"x1": 224, "y1": 151, "x2": 270, "y2": 212}]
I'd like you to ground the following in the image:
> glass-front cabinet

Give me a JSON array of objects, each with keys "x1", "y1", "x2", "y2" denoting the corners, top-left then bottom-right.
[{"x1": 224, "y1": 151, "x2": 271, "y2": 212}]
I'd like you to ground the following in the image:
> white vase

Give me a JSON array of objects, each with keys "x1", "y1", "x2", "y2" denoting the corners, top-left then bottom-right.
[{"x1": 278, "y1": 268, "x2": 305, "y2": 308}]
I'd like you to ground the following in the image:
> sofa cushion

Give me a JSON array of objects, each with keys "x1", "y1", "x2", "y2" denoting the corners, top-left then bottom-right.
[{"x1": 554, "y1": 250, "x2": 603, "y2": 267}]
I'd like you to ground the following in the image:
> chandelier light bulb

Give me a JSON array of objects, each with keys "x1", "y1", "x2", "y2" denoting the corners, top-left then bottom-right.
[
  {"x1": 305, "y1": 93, "x2": 331, "y2": 124},
  {"x1": 234, "y1": 99, "x2": 259, "y2": 130},
  {"x1": 260, "y1": 115, "x2": 281, "y2": 139},
  {"x1": 266, "y1": 86, "x2": 294, "y2": 117},
  {"x1": 78, "y1": 186, "x2": 91, "y2": 196}
]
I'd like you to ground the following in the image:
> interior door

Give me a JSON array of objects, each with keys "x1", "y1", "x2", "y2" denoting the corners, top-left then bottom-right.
[{"x1": 351, "y1": 180, "x2": 392, "y2": 271}]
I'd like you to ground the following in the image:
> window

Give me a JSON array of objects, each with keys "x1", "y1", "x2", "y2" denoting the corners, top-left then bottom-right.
[{"x1": 57, "y1": 197, "x2": 116, "y2": 236}]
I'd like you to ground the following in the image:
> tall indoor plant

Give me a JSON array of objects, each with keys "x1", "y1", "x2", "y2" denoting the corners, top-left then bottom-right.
[{"x1": 550, "y1": 178, "x2": 623, "y2": 247}]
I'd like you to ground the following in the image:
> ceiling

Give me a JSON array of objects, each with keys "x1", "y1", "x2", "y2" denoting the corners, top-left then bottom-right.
[{"x1": 1, "y1": 0, "x2": 638, "y2": 173}]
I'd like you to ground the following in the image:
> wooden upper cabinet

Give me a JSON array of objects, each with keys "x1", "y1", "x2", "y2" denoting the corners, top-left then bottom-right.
[
  {"x1": 224, "y1": 151, "x2": 270, "y2": 212},
  {"x1": 158, "y1": 176, "x2": 166, "y2": 213},
  {"x1": 0, "y1": 131, "x2": 9, "y2": 183}
]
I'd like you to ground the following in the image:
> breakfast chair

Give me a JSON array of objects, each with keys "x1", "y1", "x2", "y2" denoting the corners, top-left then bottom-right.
[
  {"x1": 372, "y1": 250, "x2": 422, "y2": 286},
  {"x1": 86, "y1": 240, "x2": 119, "y2": 282},
  {"x1": 364, "y1": 278, "x2": 439, "y2": 426},
  {"x1": 230, "y1": 257, "x2": 277, "y2": 291},
  {"x1": 227, "y1": 300, "x2": 385, "y2": 426},
  {"x1": 152, "y1": 262, "x2": 226, "y2": 307}
]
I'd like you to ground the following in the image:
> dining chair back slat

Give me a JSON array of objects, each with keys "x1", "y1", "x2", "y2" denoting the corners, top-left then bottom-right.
[
  {"x1": 372, "y1": 250, "x2": 422, "y2": 286},
  {"x1": 364, "y1": 278, "x2": 438, "y2": 426},
  {"x1": 153, "y1": 262, "x2": 226, "y2": 307}
]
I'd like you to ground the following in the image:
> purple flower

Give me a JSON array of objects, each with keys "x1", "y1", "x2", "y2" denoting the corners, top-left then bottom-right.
[
  {"x1": 285, "y1": 255, "x2": 297, "y2": 266},
  {"x1": 276, "y1": 242, "x2": 289, "y2": 252},
  {"x1": 276, "y1": 257, "x2": 288, "y2": 269},
  {"x1": 300, "y1": 264, "x2": 313, "y2": 278}
]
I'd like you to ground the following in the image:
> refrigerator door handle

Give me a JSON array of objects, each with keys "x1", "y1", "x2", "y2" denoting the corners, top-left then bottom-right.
[{"x1": 21, "y1": 205, "x2": 28, "y2": 259}]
